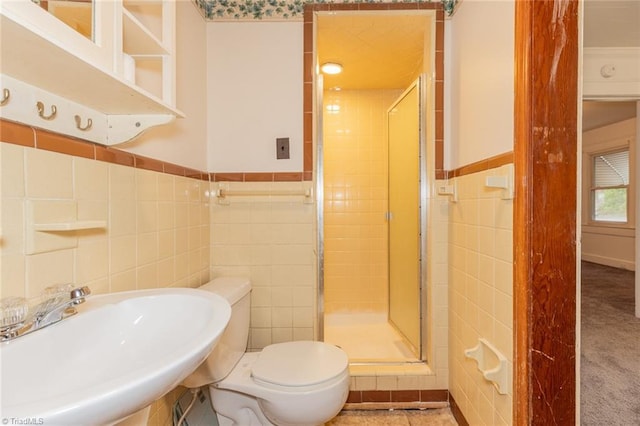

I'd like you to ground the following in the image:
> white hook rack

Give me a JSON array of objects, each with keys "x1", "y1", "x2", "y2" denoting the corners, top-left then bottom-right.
[
  {"x1": 36, "y1": 101, "x2": 57, "y2": 120},
  {"x1": 0, "y1": 75, "x2": 175, "y2": 145},
  {"x1": 0, "y1": 88, "x2": 10, "y2": 106},
  {"x1": 74, "y1": 114, "x2": 93, "y2": 131}
]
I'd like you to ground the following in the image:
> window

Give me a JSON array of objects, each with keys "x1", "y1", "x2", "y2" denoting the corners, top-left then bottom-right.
[{"x1": 591, "y1": 149, "x2": 629, "y2": 223}]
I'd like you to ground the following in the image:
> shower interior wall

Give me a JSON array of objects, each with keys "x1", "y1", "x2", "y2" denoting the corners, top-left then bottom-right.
[
  {"x1": 315, "y1": 7, "x2": 449, "y2": 390},
  {"x1": 323, "y1": 88, "x2": 403, "y2": 314}
]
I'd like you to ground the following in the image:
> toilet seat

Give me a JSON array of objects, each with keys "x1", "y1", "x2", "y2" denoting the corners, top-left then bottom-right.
[{"x1": 252, "y1": 341, "x2": 348, "y2": 388}]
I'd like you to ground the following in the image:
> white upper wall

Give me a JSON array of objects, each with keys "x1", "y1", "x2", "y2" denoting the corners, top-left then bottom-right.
[
  {"x1": 121, "y1": 0, "x2": 208, "y2": 171},
  {"x1": 446, "y1": 0, "x2": 515, "y2": 170},
  {"x1": 206, "y1": 22, "x2": 303, "y2": 173}
]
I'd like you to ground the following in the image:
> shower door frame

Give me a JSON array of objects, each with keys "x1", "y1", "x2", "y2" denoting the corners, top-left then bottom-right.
[
  {"x1": 387, "y1": 76, "x2": 429, "y2": 361},
  {"x1": 313, "y1": 10, "x2": 433, "y2": 364}
]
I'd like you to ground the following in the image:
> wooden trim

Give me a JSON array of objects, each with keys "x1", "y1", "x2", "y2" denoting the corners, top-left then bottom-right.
[
  {"x1": 514, "y1": 0, "x2": 579, "y2": 424},
  {"x1": 0, "y1": 119, "x2": 210, "y2": 181},
  {"x1": 346, "y1": 389, "x2": 448, "y2": 404},
  {"x1": 448, "y1": 151, "x2": 514, "y2": 178},
  {"x1": 34, "y1": 128, "x2": 95, "y2": 159},
  {"x1": 0, "y1": 119, "x2": 36, "y2": 147},
  {"x1": 449, "y1": 394, "x2": 470, "y2": 426},
  {"x1": 1, "y1": 119, "x2": 308, "y2": 183},
  {"x1": 211, "y1": 172, "x2": 304, "y2": 182},
  {"x1": 0, "y1": 119, "x2": 306, "y2": 183}
]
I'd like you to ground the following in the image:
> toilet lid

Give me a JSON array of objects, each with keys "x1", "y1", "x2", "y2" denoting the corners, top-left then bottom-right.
[{"x1": 251, "y1": 341, "x2": 348, "y2": 387}]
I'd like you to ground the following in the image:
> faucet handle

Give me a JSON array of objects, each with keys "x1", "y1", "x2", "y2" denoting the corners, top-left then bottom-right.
[
  {"x1": 43, "y1": 283, "x2": 75, "y2": 299},
  {"x1": 43, "y1": 284, "x2": 90, "y2": 301},
  {"x1": 0, "y1": 297, "x2": 29, "y2": 330},
  {"x1": 70, "y1": 286, "x2": 91, "y2": 304},
  {"x1": 70, "y1": 286, "x2": 91, "y2": 299}
]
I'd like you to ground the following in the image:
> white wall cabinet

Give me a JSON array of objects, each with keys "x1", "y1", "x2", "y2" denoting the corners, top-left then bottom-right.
[{"x1": 0, "y1": 0, "x2": 182, "y2": 145}]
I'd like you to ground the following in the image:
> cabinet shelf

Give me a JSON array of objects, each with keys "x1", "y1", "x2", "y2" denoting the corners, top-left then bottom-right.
[
  {"x1": 123, "y1": 8, "x2": 168, "y2": 56},
  {"x1": 0, "y1": 13, "x2": 182, "y2": 117},
  {"x1": 0, "y1": 0, "x2": 181, "y2": 141},
  {"x1": 2, "y1": 13, "x2": 180, "y2": 116}
]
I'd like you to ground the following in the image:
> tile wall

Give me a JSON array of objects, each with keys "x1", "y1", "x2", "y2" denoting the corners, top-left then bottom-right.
[
  {"x1": 448, "y1": 163, "x2": 514, "y2": 425},
  {"x1": 319, "y1": 84, "x2": 450, "y2": 395},
  {"x1": 323, "y1": 88, "x2": 401, "y2": 314},
  {"x1": 0, "y1": 143, "x2": 210, "y2": 298},
  {"x1": 1, "y1": 114, "x2": 457, "y2": 422},
  {"x1": 209, "y1": 180, "x2": 316, "y2": 351},
  {"x1": 0, "y1": 125, "x2": 211, "y2": 426}
]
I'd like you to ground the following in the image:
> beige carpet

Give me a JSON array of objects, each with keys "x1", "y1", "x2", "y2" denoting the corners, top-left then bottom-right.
[{"x1": 581, "y1": 261, "x2": 640, "y2": 425}]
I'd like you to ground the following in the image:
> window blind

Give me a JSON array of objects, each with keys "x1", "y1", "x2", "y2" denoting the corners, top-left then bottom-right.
[{"x1": 594, "y1": 150, "x2": 629, "y2": 187}]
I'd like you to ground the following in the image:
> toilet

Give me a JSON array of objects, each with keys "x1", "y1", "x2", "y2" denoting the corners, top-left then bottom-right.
[{"x1": 181, "y1": 277, "x2": 349, "y2": 426}]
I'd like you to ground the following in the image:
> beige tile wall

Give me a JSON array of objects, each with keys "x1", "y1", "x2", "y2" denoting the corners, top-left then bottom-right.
[
  {"x1": 425, "y1": 189, "x2": 451, "y2": 390},
  {"x1": 209, "y1": 180, "x2": 316, "y2": 351},
  {"x1": 448, "y1": 164, "x2": 514, "y2": 425},
  {"x1": 323, "y1": 83, "x2": 450, "y2": 391},
  {"x1": 0, "y1": 142, "x2": 211, "y2": 425},
  {"x1": 323, "y1": 89, "x2": 401, "y2": 314},
  {"x1": 209, "y1": 177, "x2": 451, "y2": 392},
  {"x1": 0, "y1": 140, "x2": 453, "y2": 422},
  {"x1": 319, "y1": 86, "x2": 449, "y2": 392}
]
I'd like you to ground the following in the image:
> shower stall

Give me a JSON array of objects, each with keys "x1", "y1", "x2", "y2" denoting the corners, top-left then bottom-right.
[
  {"x1": 319, "y1": 78, "x2": 427, "y2": 363},
  {"x1": 313, "y1": 10, "x2": 435, "y2": 364},
  {"x1": 314, "y1": 11, "x2": 435, "y2": 364}
]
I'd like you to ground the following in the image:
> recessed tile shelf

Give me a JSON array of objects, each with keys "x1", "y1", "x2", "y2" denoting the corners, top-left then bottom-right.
[
  {"x1": 33, "y1": 220, "x2": 107, "y2": 232},
  {"x1": 26, "y1": 200, "x2": 106, "y2": 255}
]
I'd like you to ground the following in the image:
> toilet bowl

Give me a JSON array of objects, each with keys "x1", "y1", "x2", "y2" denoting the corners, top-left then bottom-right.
[{"x1": 181, "y1": 277, "x2": 349, "y2": 426}]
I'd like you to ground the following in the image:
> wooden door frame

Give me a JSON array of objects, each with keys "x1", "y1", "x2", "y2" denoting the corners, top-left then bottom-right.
[{"x1": 514, "y1": 0, "x2": 579, "y2": 424}]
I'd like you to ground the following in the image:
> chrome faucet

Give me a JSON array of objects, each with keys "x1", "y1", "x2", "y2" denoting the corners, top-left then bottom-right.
[{"x1": 0, "y1": 285, "x2": 91, "y2": 342}]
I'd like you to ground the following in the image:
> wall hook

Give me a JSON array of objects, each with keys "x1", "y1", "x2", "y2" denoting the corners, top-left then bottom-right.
[
  {"x1": 36, "y1": 101, "x2": 57, "y2": 120},
  {"x1": 74, "y1": 115, "x2": 93, "y2": 131},
  {"x1": 0, "y1": 88, "x2": 10, "y2": 106}
]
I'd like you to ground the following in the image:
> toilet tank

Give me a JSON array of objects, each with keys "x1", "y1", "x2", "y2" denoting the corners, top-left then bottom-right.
[{"x1": 181, "y1": 277, "x2": 251, "y2": 388}]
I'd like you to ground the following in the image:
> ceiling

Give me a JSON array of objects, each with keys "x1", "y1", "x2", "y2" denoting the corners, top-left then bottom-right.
[
  {"x1": 317, "y1": 13, "x2": 430, "y2": 91},
  {"x1": 583, "y1": 101, "x2": 637, "y2": 131},
  {"x1": 583, "y1": 0, "x2": 640, "y2": 47},
  {"x1": 317, "y1": 3, "x2": 639, "y2": 129}
]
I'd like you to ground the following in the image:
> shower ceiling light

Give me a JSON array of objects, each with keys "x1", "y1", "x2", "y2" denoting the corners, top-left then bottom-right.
[{"x1": 321, "y1": 62, "x2": 343, "y2": 75}]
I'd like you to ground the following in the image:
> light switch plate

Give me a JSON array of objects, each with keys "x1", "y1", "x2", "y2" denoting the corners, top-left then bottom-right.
[{"x1": 276, "y1": 138, "x2": 290, "y2": 159}]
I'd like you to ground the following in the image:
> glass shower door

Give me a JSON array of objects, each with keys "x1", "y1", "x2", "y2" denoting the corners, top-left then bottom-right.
[{"x1": 387, "y1": 78, "x2": 421, "y2": 356}]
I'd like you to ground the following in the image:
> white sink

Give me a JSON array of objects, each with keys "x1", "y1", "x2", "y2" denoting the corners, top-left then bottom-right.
[{"x1": 0, "y1": 288, "x2": 231, "y2": 425}]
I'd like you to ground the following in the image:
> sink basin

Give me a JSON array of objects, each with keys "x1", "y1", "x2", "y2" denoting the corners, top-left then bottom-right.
[{"x1": 0, "y1": 288, "x2": 231, "y2": 425}]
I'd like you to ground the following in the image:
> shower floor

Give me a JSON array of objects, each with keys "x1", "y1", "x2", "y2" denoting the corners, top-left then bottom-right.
[{"x1": 324, "y1": 312, "x2": 419, "y2": 363}]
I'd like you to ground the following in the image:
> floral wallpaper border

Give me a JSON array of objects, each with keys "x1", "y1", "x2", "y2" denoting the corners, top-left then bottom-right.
[{"x1": 193, "y1": 0, "x2": 459, "y2": 21}]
